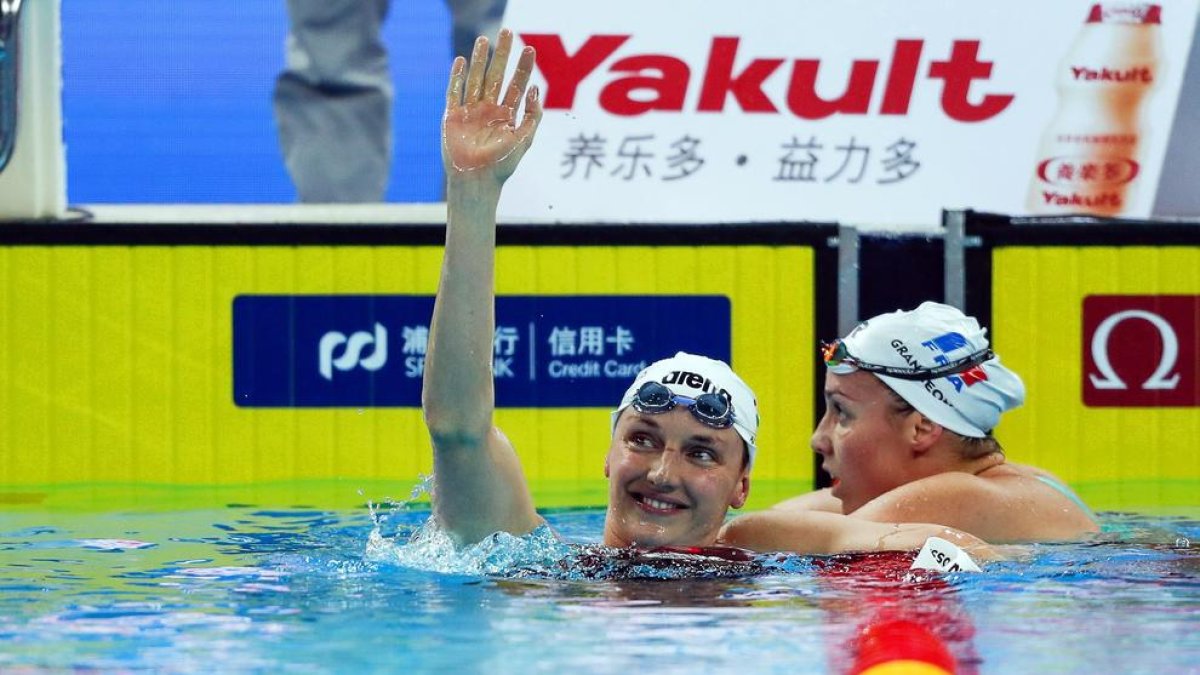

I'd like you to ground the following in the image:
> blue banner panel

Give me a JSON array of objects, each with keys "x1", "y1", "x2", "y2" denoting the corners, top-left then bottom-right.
[
  {"x1": 233, "y1": 295, "x2": 731, "y2": 407},
  {"x1": 63, "y1": 1, "x2": 449, "y2": 203}
]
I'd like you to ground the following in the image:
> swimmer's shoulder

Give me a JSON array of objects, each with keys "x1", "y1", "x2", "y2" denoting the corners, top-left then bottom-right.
[
  {"x1": 977, "y1": 460, "x2": 1055, "y2": 481},
  {"x1": 970, "y1": 462, "x2": 1099, "y2": 537},
  {"x1": 978, "y1": 463, "x2": 1088, "y2": 502},
  {"x1": 770, "y1": 488, "x2": 842, "y2": 513},
  {"x1": 857, "y1": 468, "x2": 1097, "y2": 541},
  {"x1": 984, "y1": 462, "x2": 1096, "y2": 513}
]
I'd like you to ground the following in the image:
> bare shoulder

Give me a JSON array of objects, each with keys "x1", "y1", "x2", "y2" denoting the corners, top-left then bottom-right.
[
  {"x1": 983, "y1": 461, "x2": 1060, "y2": 482},
  {"x1": 977, "y1": 462, "x2": 1092, "y2": 508},
  {"x1": 770, "y1": 488, "x2": 843, "y2": 513},
  {"x1": 853, "y1": 469, "x2": 1098, "y2": 543}
]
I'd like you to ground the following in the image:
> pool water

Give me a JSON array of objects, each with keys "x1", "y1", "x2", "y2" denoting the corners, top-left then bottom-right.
[{"x1": 1, "y1": 504, "x2": 1198, "y2": 673}]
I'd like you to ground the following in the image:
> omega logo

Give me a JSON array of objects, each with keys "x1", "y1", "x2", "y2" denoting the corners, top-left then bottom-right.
[
  {"x1": 1088, "y1": 310, "x2": 1181, "y2": 391},
  {"x1": 1082, "y1": 295, "x2": 1198, "y2": 408}
]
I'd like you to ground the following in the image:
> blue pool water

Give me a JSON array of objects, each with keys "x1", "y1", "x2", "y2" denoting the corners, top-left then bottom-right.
[{"x1": 1, "y1": 504, "x2": 1197, "y2": 673}]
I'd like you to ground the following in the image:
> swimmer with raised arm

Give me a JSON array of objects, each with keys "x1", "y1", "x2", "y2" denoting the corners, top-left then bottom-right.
[
  {"x1": 720, "y1": 302, "x2": 1099, "y2": 552},
  {"x1": 425, "y1": 30, "x2": 754, "y2": 550},
  {"x1": 425, "y1": 31, "x2": 991, "y2": 558}
]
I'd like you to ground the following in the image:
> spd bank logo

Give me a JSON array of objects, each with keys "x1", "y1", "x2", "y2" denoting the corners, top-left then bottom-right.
[
  {"x1": 233, "y1": 294, "x2": 732, "y2": 408},
  {"x1": 233, "y1": 296, "x2": 425, "y2": 407},
  {"x1": 319, "y1": 323, "x2": 388, "y2": 381}
]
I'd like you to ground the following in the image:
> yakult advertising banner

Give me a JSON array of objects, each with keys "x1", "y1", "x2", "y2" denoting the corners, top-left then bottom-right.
[{"x1": 496, "y1": 1, "x2": 1199, "y2": 229}]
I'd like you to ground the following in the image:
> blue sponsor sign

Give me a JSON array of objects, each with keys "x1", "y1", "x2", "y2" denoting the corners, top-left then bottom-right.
[{"x1": 233, "y1": 295, "x2": 731, "y2": 408}]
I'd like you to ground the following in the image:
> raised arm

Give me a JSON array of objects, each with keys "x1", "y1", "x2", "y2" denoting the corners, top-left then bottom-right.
[{"x1": 422, "y1": 30, "x2": 543, "y2": 546}]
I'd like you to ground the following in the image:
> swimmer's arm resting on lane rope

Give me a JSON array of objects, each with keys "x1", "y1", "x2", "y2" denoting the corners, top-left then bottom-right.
[
  {"x1": 718, "y1": 509, "x2": 999, "y2": 560},
  {"x1": 422, "y1": 31, "x2": 545, "y2": 547}
]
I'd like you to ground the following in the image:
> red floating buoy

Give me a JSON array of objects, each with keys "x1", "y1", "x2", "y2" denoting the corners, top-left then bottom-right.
[{"x1": 850, "y1": 619, "x2": 956, "y2": 675}]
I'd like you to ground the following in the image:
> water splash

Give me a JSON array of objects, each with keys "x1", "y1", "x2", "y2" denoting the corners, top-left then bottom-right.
[
  {"x1": 366, "y1": 517, "x2": 767, "y2": 581},
  {"x1": 410, "y1": 474, "x2": 434, "y2": 501},
  {"x1": 362, "y1": 474, "x2": 435, "y2": 538},
  {"x1": 365, "y1": 519, "x2": 570, "y2": 577}
]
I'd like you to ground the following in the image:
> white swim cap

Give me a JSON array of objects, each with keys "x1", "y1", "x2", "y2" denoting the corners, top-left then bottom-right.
[
  {"x1": 829, "y1": 302, "x2": 1025, "y2": 438},
  {"x1": 612, "y1": 352, "x2": 759, "y2": 467}
]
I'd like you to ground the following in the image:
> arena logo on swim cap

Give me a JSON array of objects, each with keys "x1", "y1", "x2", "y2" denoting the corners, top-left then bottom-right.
[{"x1": 661, "y1": 370, "x2": 730, "y2": 399}]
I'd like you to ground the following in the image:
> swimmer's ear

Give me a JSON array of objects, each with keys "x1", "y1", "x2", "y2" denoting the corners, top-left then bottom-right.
[
  {"x1": 730, "y1": 475, "x2": 750, "y2": 509},
  {"x1": 604, "y1": 456, "x2": 610, "y2": 478},
  {"x1": 910, "y1": 414, "x2": 944, "y2": 455}
]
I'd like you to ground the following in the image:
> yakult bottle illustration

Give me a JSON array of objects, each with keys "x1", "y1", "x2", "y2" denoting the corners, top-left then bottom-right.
[{"x1": 1027, "y1": 4, "x2": 1162, "y2": 216}]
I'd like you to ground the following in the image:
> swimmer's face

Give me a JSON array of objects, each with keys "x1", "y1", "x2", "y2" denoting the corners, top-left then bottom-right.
[
  {"x1": 812, "y1": 370, "x2": 919, "y2": 514},
  {"x1": 602, "y1": 407, "x2": 750, "y2": 548}
]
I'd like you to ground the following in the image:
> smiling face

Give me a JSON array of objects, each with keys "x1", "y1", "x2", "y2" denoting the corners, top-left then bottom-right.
[
  {"x1": 811, "y1": 370, "x2": 920, "y2": 514},
  {"x1": 602, "y1": 408, "x2": 750, "y2": 548}
]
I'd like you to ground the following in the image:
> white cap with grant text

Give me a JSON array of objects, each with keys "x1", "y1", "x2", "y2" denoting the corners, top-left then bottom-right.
[{"x1": 831, "y1": 302, "x2": 1025, "y2": 438}]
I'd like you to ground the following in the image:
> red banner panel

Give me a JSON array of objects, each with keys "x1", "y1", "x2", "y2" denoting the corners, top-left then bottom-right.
[{"x1": 1082, "y1": 295, "x2": 1200, "y2": 407}]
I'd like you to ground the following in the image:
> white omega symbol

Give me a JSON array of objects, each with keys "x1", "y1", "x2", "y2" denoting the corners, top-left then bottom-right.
[{"x1": 1088, "y1": 310, "x2": 1181, "y2": 390}]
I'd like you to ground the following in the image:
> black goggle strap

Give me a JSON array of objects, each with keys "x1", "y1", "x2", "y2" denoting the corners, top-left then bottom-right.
[
  {"x1": 821, "y1": 340, "x2": 995, "y2": 381},
  {"x1": 882, "y1": 348, "x2": 995, "y2": 380}
]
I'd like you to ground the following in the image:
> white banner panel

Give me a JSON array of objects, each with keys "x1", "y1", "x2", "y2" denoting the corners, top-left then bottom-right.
[{"x1": 496, "y1": 0, "x2": 1199, "y2": 229}]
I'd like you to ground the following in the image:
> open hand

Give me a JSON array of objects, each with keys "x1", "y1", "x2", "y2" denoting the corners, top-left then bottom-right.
[{"x1": 442, "y1": 29, "x2": 542, "y2": 184}]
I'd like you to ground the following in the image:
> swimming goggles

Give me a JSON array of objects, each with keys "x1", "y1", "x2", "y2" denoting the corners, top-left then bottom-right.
[
  {"x1": 821, "y1": 339, "x2": 995, "y2": 381},
  {"x1": 629, "y1": 381, "x2": 735, "y2": 429}
]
